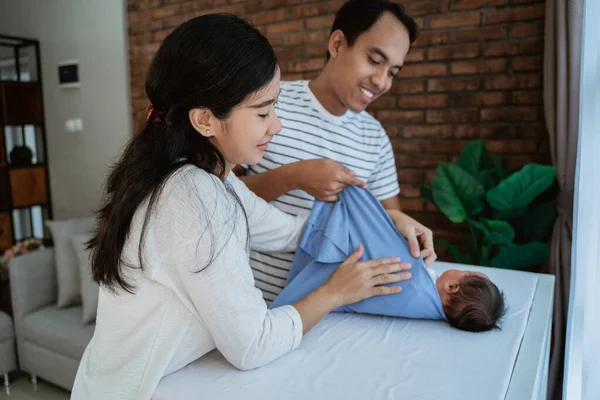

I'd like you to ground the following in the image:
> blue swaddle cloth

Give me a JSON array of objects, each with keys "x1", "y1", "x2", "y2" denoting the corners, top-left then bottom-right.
[{"x1": 270, "y1": 186, "x2": 446, "y2": 321}]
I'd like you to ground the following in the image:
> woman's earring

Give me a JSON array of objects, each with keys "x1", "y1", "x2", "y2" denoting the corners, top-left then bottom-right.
[{"x1": 206, "y1": 129, "x2": 210, "y2": 134}]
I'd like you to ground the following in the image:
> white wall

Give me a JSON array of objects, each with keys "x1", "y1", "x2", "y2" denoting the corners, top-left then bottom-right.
[{"x1": 0, "y1": 0, "x2": 132, "y2": 219}]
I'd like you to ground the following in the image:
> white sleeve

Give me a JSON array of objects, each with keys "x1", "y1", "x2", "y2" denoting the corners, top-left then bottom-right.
[
  {"x1": 227, "y1": 173, "x2": 307, "y2": 253},
  {"x1": 154, "y1": 168, "x2": 303, "y2": 370}
]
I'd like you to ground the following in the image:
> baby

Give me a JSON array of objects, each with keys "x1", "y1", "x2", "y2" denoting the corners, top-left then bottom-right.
[
  {"x1": 270, "y1": 185, "x2": 506, "y2": 333},
  {"x1": 428, "y1": 268, "x2": 506, "y2": 332}
]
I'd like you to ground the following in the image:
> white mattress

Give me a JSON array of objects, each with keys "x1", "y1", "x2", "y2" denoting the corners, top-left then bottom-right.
[{"x1": 153, "y1": 262, "x2": 539, "y2": 400}]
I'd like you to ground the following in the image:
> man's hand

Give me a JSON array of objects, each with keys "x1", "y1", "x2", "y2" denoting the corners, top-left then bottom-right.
[
  {"x1": 293, "y1": 159, "x2": 367, "y2": 202},
  {"x1": 387, "y1": 209, "x2": 437, "y2": 266}
]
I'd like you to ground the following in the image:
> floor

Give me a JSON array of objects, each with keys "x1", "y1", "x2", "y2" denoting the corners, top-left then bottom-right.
[{"x1": 0, "y1": 373, "x2": 70, "y2": 400}]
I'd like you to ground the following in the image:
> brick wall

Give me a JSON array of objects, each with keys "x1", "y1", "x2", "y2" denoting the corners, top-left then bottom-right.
[{"x1": 127, "y1": 0, "x2": 551, "y2": 255}]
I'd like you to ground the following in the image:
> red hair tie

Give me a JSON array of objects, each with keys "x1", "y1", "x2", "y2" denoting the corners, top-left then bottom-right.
[{"x1": 145, "y1": 105, "x2": 164, "y2": 125}]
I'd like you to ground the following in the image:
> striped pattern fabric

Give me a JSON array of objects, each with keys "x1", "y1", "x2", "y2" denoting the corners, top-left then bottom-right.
[{"x1": 245, "y1": 80, "x2": 400, "y2": 302}]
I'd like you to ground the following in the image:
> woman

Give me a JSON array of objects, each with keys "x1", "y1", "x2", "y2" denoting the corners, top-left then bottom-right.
[{"x1": 70, "y1": 14, "x2": 412, "y2": 399}]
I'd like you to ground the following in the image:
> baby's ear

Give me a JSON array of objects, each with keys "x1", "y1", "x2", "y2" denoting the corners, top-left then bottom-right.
[{"x1": 446, "y1": 282, "x2": 460, "y2": 294}]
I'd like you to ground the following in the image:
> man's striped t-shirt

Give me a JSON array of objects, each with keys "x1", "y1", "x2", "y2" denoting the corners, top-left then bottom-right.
[{"x1": 244, "y1": 80, "x2": 400, "y2": 302}]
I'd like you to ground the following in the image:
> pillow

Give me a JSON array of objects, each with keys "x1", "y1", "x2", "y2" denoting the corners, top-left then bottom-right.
[
  {"x1": 71, "y1": 234, "x2": 99, "y2": 323},
  {"x1": 46, "y1": 217, "x2": 95, "y2": 307}
]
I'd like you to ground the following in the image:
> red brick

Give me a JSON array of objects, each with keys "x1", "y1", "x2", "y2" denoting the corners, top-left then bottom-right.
[
  {"x1": 286, "y1": 30, "x2": 327, "y2": 46},
  {"x1": 450, "y1": 26, "x2": 508, "y2": 43},
  {"x1": 486, "y1": 140, "x2": 539, "y2": 153},
  {"x1": 391, "y1": 80, "x2": 426, "y2": 94},
  {"x1": 269, "y1": 36, "x2": 286, "y2": 47},
  {"x1": 399, "y1": 185, "x2": 423, "y2": 199},
  {"x1": 276, "y1": 47, "x2": 305, "y2": 61},
  {"x1": 305, "y1": 44, "x2": 327, "y2": 57},
  {"x1": 451, "y1": 59, "x2": 507, "y2": 74},
  {"x1": 305, "y1": 15, "x2": 335, "y2": 30},
  {"x1": 281, "y1": 73, "x2": 304, "y2": 81},
  {"x1": 429, "y1": 12, "x2": 482, "y2": 29},
  {"x1": 397, "y1": 154, "x2": 448, "y2": 168},
  {"x1": 398, "y1": 199, "x2": 426, "y2": 212},
  {"x1": 330, "y1": 0, "x2": 346, "y2": 12},
  {"x1": 506, "y1": 155, "x2": 552, "y2": 170},
  {"x1": 398, "y1": 94, "x2": 448, "y2": 109},
  {"x1": 384, "y1": 126, "x2": 400, "y2": 138},
  {"x1": 486, "y1": 4, "x2": 545, "y2": 24},
  {"x1": 512, "y1": 56, "x2": 542, "y2": 71},
  {"x1": 512, "y1": 22, "x2": 544, "y2": 38},
  {"x1": 454, "y1": 0, "x2": 509, "y2": 10},
  {"x1": 514, "y1": 123, "x2": 547, "y2": 138},
  {"x1": 286, "y1": 58, "x2": 325, "y2": 73},
  {"x1": 153, "y1": 29, "x2": 172, "y2": 42},
  {"x1": 369, "y1": 95, "x2": 397, "y2": 110},
  {"x1": 454, "y1": 124, "x2": 513, "y2": 138},
  {"x1": 511, "y1": 91, "x2": 542, "y2": 106},
  {"x1": 414, "y1": 17, "x2": 426, "y2": 30},
  {"x1": 161, "y1": 14, "x2": 192, "y2": 30},
  {"x1": 288, "y1": 3, "x2": 330, "y2": 18},
  {"x1": 424, "y1": 140, "x2": 471, "y2": 153},
  {"x1": 402, "y1": 125, "x2": 453, "y2": 139},
  {"x1": 266, "y1": 20, "x2": 303, "y2": 35},
  {"x1": 397, "y1": 169, "x2": 427, "y2": 183},
  {"x1": 484, "y1": 39, "x2": 543, "y2": 56},
  {"x1": 428, "y1": 77, "x2": 480, "y2": 92},
  {"x1": 413, "y1": 32, "x2": 450, "y2": 48},
  {"x1": 152, "y1": 4, "x2": 181, "y2": 18},
  {"x1": 480, "y1": 107, "x2": 538, "y2": 122},
  {"x1": 250, "y1": 9, "x2": 286, "y2": 25},
  {"x1": 485, "y1": 74, "x2": 542, "y2": 89},
  {"x1": 391, "y1": 140, "x2": 422, "y2": 153},
  {"x1": 405, "y1": 49, "x2": 426, "y2": 63},
  {"x1": 427, "y1": 109, "x2": 478, "y2": 123},
  {"x1": 404, "y1": 0, "x2": 451, "y2": 16},
  {"x1": 428, "y1": 44, "x2": 480, "y2": 61},
  {"x1": 400, "y1": 63, "x2": 448, "y2": 78},
  {"x1": 263, "y1": 0, "x2": 304, "y2": 8},
  {"x1": 454, "y1": 92, "x2": 508, "y2": 106},
  {"x1": 377, "y1": 110, "x2": 425, "y2": 124}
]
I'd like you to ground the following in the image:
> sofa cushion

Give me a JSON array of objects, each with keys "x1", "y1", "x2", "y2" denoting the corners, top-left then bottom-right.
[
  {"x1": 22, "y1": 305, "x2": 94, "y2": 360},
  {"x1": 71, "y1": 234, "x2": 99, "y2": 324},
  {"x1": 46, "y1": 217, "x2": 95, "y2": 308},
  {"x1": 0, "y1": 311, "x2": 14, "y2": 341}
]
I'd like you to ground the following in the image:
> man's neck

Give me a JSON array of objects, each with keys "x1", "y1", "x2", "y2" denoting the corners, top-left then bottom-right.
[{"x1": 308, "y1": 69, "x2": 348, "y2": 117}]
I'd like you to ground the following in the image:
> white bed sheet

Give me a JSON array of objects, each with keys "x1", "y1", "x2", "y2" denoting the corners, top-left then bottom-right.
[{"x1": 153, "y1": 263, "x2": 539, "y2": 400}]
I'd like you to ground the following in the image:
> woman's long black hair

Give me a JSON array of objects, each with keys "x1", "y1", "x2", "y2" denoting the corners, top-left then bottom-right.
[{"x1": 90, "y1": 14, "x2": 278, "y2": 293}]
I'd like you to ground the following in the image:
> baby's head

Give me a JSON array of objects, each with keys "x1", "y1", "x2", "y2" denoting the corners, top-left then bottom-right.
[{"x1": 436, "y1": 269, "x2": 506, "y2": 332}]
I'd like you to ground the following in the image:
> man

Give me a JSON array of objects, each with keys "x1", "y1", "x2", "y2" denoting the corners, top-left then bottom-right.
[{"x1": 236, "y1": 0, "x2": 436, "y2": 302}]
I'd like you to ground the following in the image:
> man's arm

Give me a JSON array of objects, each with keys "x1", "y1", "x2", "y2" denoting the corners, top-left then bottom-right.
[
  {"x1": 234, "y1": 165, "x2": 298, "y2": 203},
  {"x1": 380, "y1": 195, "x2": 401, "y2": 211}
]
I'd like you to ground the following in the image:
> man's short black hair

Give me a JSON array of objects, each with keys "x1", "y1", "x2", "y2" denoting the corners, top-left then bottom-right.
[{"x1": 327, "y1": 0, "x2": 418, "y2": 60}]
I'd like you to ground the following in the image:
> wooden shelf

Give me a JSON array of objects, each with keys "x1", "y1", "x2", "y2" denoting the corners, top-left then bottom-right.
[{"x1": 0, "y1": 82, "x2": 43, "y2": 125}]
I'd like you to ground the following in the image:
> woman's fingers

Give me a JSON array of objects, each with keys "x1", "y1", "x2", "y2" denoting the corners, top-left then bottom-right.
[
  {"x1": 371, "y1": 271, "x2": 412, "y2": 286},
  {"x1": 371, "y1": 262, "x2": 411, "y2": 276}
]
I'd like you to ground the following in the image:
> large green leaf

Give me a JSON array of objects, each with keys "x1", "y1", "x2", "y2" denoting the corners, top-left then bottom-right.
[
  {"x1": 467, "y1": 218, "x2": 515, "y2": 245},
  {"x1": 520, "y1": 200, "x2": 557, "y2": 242},
  {"x1": 481, "y1": 219, "x2": 515, "y2": 245},
  {"x1": 420, "y1": 184, "x2": 433, "y2": 203},
  {"x1": 492, "y1": 154, "x2": 509, "y2": 180},
  {"x1": 478, "y1": 169, "x2": 498, "y2": 191},
  {"x1": 489, "y1": 242, "x2": 550, "y2": 270},
  {"x1": 432, "y1": 164, "x2": 486, "y2": 223},
  {"x1": 436, "y1": 239, "x2": 474, "y2": 264},
  {"x1": 458, "y1": 139, "x2": 494, "y2": 175},
  {"x1": 487, "y1": 164, "x2": 556, "y2": 213}
]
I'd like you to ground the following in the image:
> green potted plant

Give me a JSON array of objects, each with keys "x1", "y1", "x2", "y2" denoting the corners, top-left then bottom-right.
[{"x1": 420, "y1": 139, "x2": 557, "y2": 270}]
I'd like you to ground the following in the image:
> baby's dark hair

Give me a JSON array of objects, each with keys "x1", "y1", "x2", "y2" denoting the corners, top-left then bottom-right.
[{"x1": 443, "y1": 275, "x2": 506, "y2": 332}]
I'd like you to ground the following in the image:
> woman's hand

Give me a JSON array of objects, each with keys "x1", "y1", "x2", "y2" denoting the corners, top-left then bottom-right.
[
  {"x1": 320, "y1": 245, "x2": 412, "y2": 308},
  {"x1": 387, "y1": 209, "x2": 437, "y2": 266}
]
